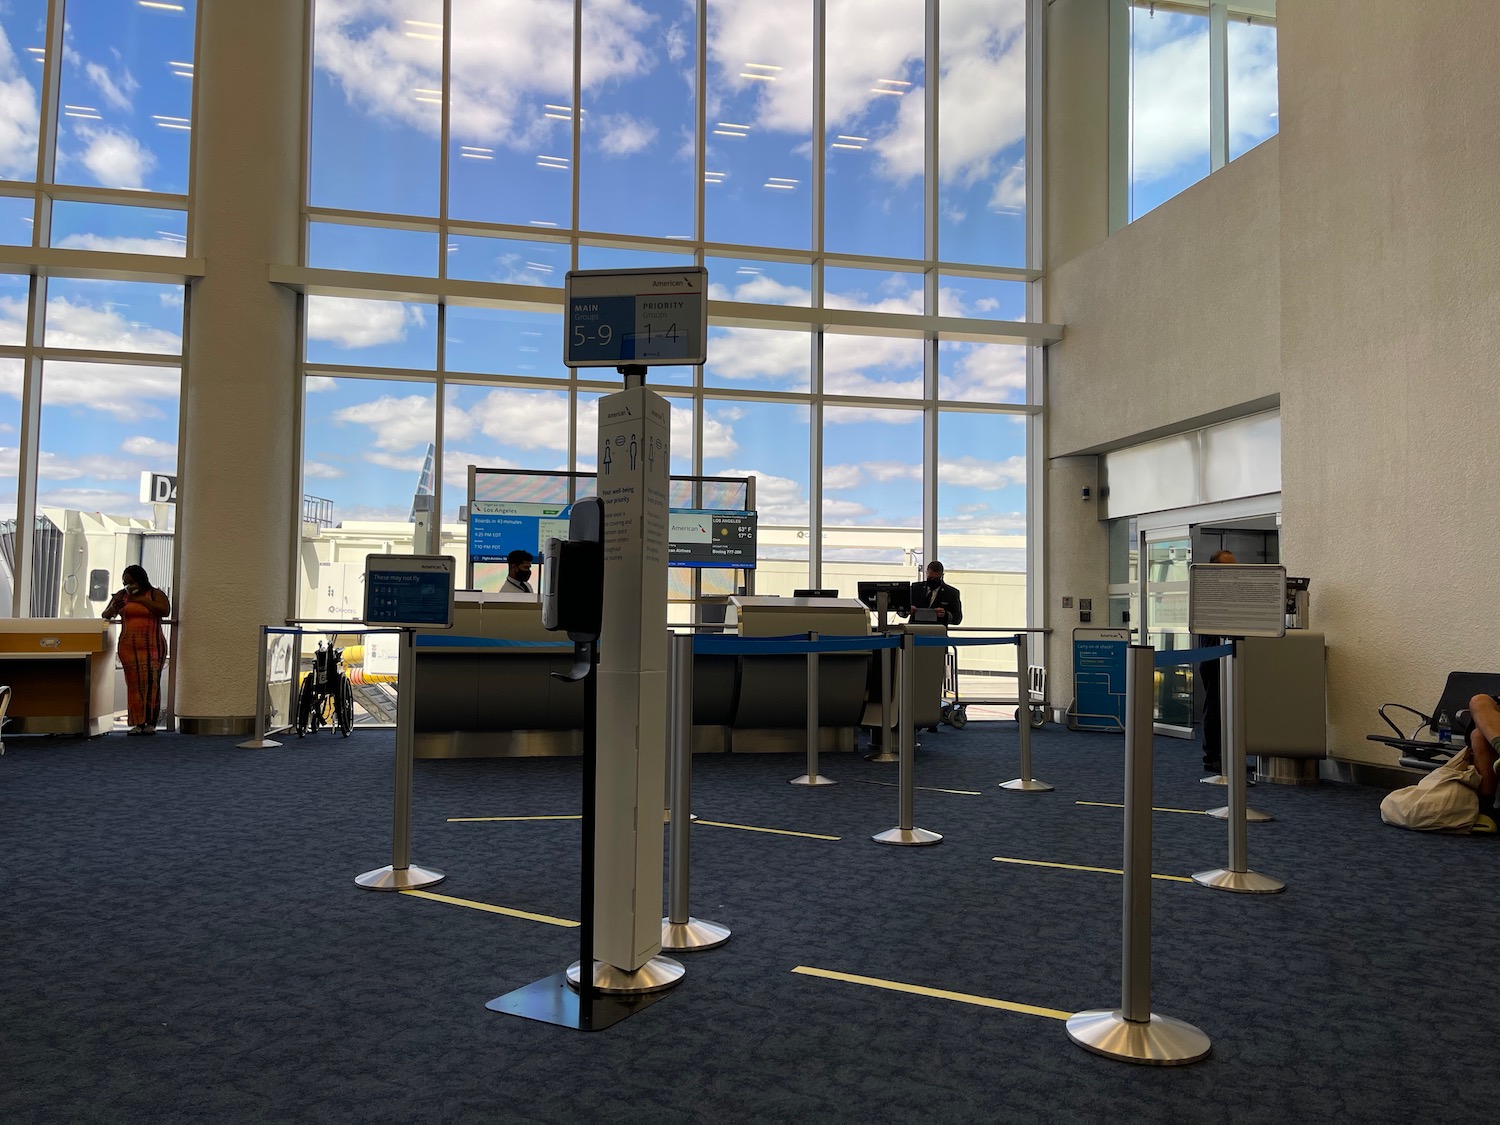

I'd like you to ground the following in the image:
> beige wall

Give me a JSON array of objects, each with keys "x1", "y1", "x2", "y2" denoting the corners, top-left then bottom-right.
[
  {"x1": 1278, "y1": 1, "x2": 1500, "y2": 762},
  {"x1": 1044, "y1": 1, "x2": 1500, "y2": 762}
]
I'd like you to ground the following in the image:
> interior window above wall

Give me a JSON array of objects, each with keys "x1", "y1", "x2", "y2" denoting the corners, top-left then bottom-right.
[
  {"x1": 307, "y1": 223, "x2": 438, "y2": 277},
  {"x1": 703, "y1": 0, "x2": 813, "y2": 251},
  {"x1": 50, "y1": 202, "x2": 187, "y2": 257},
  {"x1": 821, "y1": 403, "x2": 921, "y2": 581},
  {"x1": 823, "y1": 331, "x2": 923, "y2": 399},
  {"x1": 444, "y1": 382, "x2": 574, "y2": 485},
  {"x1": 1228, "y1": 14, "x2": 1278, "y2": 160},
  {"x1": 1129, "y1": 3, "x2": 1210, "y2": 221},
  {"x1": 0, "y1": 197, "x2": 33, "y2": 247},
  {"x1": 444, "y1": 306, "x2": 565, "y2": 380},
  {"x1": 0, "y1": 0, "x2": 47, "y2": 184},
  {"x1": 54, "y1": 0, "x2": 196, "y2": 195},
  {"x1": 309, "y1": 0, "x2": 443, "y2": 217},
  {"x1": 44, "y1": 278, "x2": 183, "y2": 355},
  {"x1": 0, "y1": 358, "x2": 21, "y2": 527}
]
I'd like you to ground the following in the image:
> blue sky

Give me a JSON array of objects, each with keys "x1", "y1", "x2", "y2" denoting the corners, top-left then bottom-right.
[{"x1": 0, "y1": 0, "x2": 1274, "y2": 575}]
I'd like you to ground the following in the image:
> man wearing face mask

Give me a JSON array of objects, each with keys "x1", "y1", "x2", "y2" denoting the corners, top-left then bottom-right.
[
  {"x1": 501, "y1": 549, "x2": 535, "y2": 594},
  {"x1": 906, "y1": 560, "x2": 963, "y2": 625}
]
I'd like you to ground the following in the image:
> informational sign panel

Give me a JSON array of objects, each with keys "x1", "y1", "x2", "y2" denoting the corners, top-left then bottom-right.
[
  {"x1": 1072, "y1": 628, "x2": 1130, "y2": 732},
  {"x1": 667, "y1": 509, "x2": 757, "y2": 569},
  {"x1": 1188, "y1": 563, "x2": 1287, "y2": 639},
  {"x1": 362, "y1": 554, "x2": 456, "y2": 630},
  {"x1": 595, "y1": 384, "x2": 671, "y2": 971},
  {"x1": 564, "y1": 267, "x2": 707, "y2": 367}
]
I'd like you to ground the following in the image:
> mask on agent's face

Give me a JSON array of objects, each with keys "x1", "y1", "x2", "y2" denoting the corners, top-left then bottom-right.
[{"x1": 927, "y1": 576, "x2": 942, "y2": 589}]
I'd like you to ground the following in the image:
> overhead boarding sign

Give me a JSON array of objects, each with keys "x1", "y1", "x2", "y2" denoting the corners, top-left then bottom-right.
[{"x1": 564, "y1": 266, "x2": 707, "y2": 368}]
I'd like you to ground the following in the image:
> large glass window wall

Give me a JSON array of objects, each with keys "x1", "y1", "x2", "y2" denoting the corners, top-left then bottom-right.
[
  {"x1": 0, "y1": 0, "x2": 196, "y2": 630},
  {"x1": 299, "y1": 0, "x2": 1046, "y2": 631},
  {"x1": 1127, "y1": 1, "x2": 1278, "y2": 221}
]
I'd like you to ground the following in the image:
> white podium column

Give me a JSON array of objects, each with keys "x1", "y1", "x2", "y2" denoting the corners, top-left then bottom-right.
[{"x1": 594, "y1": 386, "x2": 672, "y2": 972}]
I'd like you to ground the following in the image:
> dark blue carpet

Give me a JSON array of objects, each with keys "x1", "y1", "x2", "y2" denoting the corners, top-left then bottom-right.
[{"x1": 3, "y1": 721, "x2": 1498, "y2": 1124}]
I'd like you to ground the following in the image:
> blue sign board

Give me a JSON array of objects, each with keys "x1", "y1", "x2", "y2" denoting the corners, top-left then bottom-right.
[
  {"x1": 468, "y1": 502, "x2": 571, "y2": 564},
  {"x1": 1072, "y1": 629, "x2": 1130, "y2": 732}
]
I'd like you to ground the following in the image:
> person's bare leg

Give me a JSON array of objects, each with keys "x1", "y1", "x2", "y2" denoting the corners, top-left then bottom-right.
[{"x1": 1468, "y1": 694, "x2": 1500, "y2": 799}]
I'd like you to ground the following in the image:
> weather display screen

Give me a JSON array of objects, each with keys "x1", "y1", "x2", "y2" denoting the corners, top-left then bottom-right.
[{"x1": 668, "y1": 509, "x2": 757, "y2": 569}]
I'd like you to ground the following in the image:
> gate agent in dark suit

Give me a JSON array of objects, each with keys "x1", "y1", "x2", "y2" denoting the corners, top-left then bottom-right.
[{"x1": 907, "y1": 561, "x2": 963, "y2": 625}]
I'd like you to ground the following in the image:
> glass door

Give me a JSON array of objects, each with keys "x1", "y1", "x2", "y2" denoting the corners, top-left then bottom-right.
[{"x1": 1139, "y1": 527, "x2": 1195, "y2": 735}]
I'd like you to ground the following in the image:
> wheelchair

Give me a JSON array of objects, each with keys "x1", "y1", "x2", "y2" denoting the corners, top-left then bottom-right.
[{"x1": 296, "y1": 641, "x2": 354, "y2": 737}]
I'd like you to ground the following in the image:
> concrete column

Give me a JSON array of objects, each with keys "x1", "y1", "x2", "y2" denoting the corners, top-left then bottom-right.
[{"x1": 176, "y1": 0, "x2": 305, "y2": 732}]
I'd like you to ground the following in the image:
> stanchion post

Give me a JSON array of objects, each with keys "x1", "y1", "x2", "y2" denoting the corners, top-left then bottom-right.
[
  {"x1": 662, "y1": 632, "x2": 730, "y2": 951},
  {"x1": 237, "y1": 624, "x2": 281, "y2": 748},
  {"x1": 356, "y1": 627, "x2": 444, "y2": 890},
  {"x1": 874, "y1": 633, "x2": 941, "y2": 846},
  {"x1": 1001, "y1": 632, "x2": 1053, "y2": 792},
  {"x1": 1206, "y1": 641, "x2": 1271, "y2": 819},
  {"x1": 792, "y1": 631, "x2": 835, "y2": 786},
  {"x1": 1066, "y1": 645, "x2": 1211, "y2": 1065},
  {"x1": 1194, "y1": 640, "x2": 1285, "y2": 893},
  {"x1": 868, "y1": 624, "x2": 898, "y2": 762}
]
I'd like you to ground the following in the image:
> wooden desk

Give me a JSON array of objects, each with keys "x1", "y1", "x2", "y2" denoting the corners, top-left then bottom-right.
[{"x1": 0, "y1": 620, "x2": 116, "y2": 736}]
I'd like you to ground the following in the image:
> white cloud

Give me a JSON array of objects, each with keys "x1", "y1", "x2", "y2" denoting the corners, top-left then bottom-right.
[
  {"x1": 440, "y1": 447, "x2": 520, "y2": 492},
  {"x1": 42, "y1": 297, "x2": 182, "y2": 356},
  {"x1": 451, "y1": 388, "x2": 573, "y2": 451},
  {"x1": 314, "y1": 0, "x2": 677, "y2": 157},
  {"x1": 303, "y1": 460, "x2": 346, "y2": 480},
  {"x1": 1130, "y1": 16, "x2": 1210, "y2": 185},
  {"x1": 822, "y1": 464, "x2": 864, "y2": 490},
  {"x1": 700, "y1": 413, "x2": 736, "y2": 459},
  {"x1": 74, "y1": 125, "x2": 156, "y2": 190},
  {"x1": 0, "y1": 28, "x2": 40, "y2": 179},
  {"x1": 1228, "y1": 24, "x2": 1279, "y2": 153},
  {"x1": 306, "y1": 376, "x2": 338, "y2": 393},
  {"x1": 591, "y1": 112, "x2": 657, "y2": 156},
  {"x1": 936, "y1": 454, "x2": 1026, "y2": 489},
  {"x1": 306, "y1": 296, "x2": 426, "y2": 349},
  {"x1": 364, "y1": 449, "x2": 427, "y2": 473},
  {"x1": 38, "y1": 486, "x2": 142, "y2": 513},
  {"x1": 55, "y1": 232, "x2": 185, "y2": 257},
  {"x1": 121, "y1": 435, "x2": 177, "y2": 460},
  {"x1": 939, "y1": 341, "x2": 1027, "y2": 400},
  {"x1": 332, "y1": 393, "x2": 434, "y2": 451},
  {"x1": 36, "y1": 360, "x2": 179, "y2": 421},
  {"x1": 37, "y1": 449, "x2": 141, "y2": 483},
  {"x1": 706, "y1": 275, "x2": 811, "y2": 306},
  {"x1": 84, "y1": 60, "x2": 137, "y2": 112},
  {"x1": 713, "y1": 467, "x2": 806, "y2": 523}
]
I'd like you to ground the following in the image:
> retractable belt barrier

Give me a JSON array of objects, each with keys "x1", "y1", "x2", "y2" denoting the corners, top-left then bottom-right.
[
  {"x1": 1152, "y1": 643, "x2": 1233, "y2": 667},
  {"x1": 683, "y1": 632, "x2": 1051, "y2": 844}
]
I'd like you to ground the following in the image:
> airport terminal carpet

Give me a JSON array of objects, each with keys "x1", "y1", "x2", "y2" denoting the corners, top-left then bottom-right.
[{"x1": 4, "y1": 722, "x2": 1500, "y2": 1125}]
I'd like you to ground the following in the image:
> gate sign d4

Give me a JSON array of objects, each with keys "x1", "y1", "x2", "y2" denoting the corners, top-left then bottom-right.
[
  {"x1": 564, "y1": 266, "x2": 708, "y2": 368},
  {"x1": 139, "y1": 471, "x2": 178, "y2": 504}
]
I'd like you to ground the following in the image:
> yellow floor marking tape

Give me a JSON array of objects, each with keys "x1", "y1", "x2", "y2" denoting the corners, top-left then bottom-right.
[
  {"x1": 693, "y1": 819, "x2": 840, "y2": 841},
  {"x1": 792, "y1": 965, "x2": 1071, "y2": 1021},
  {"x1": 399, "y1": 888, "x2": 578, "y2": 928},
  {"x1": 854, "y1": 779, "x2": 984, "y2": 797},
  {"x1": 447, "y1": 815, "x2": 582, "y2": 822},
  {"x1": 992, "y1": 856, "x2": 1195, "y2": 883},
  {"x1": 1075, "y1": 801, "x2": 1209, "y2": 816}
]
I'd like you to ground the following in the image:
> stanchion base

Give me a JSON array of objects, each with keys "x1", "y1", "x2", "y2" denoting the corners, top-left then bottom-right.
[
  {"x1": 872, "y1": 826, "x2": 943, "y2": 846},
  {"x1": 865, "y1": 750, "x2": 900, "y2": 763},
  {"x1": 566, "y1": 956, "x2": 685, "y2": 994},
  {"x1": 790, "y1": 774, "x2": 837, "y2": 786},
  {"x1": 661, "y1": 916, "x2": 731, "y2": 952},
  {"x1": 1200, "y1": 773, "x2": 1255, "y2": 786},
  {"x1": 1000, "y1": 778, "x2": 1055, "y2": 792},
  {"x1": 487, "y1": 970, "x2": 664, "y2": 1031},
  {"x1": 1066, "y1": 1009, "x2": 1211, "y2": 1066},
  {"x1": 1206, "y1": 806, "x2": 1273, "y2": 822},
  {"x1": 236, "y1": 738, "x2": 282, "y2": 749},
  {"x1": 354, "y1": 863, "x2": 446, "y2": 891},
  {"x1": 1191, "y1": 867, "x2": 1285, "y2": 893}
]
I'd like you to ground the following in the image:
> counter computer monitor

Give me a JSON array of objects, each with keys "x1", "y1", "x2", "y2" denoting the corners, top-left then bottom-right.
[
  {"x1": 793, "y1": 588, "x2": 838, "y2": 598},
  {"x1": 856, "y1": 580, "x2": 911, "y2": 614}
]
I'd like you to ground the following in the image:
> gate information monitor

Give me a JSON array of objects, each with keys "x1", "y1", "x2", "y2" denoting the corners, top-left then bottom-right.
[
  {"x1": 362, "y1": 554, "x2": 456, "y2": 630},
  {"x1": 564, "y1": 266, "x2": 707, "y2": 368}
]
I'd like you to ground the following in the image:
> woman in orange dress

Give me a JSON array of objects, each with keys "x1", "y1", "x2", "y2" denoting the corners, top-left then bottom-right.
[{"x1": 102, "y1": 565, "x2": 171, "y2": 735}]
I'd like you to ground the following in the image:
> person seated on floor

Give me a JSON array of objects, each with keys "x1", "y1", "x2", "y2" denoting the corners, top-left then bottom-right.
[{"x1": 1464, "y1": 693, "x2": 1500, "y2": 827}]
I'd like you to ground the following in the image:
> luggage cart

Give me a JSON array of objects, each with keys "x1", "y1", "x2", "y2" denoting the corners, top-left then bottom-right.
[{"x1": 937, "y1": 643, "x2": 1050, "y2": 730}]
